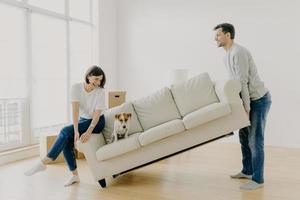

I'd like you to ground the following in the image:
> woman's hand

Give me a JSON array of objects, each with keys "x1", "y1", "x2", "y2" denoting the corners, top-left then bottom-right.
[
  {"x1": 80, "y1": 131, "x2": 92, "y2": 143},
  {"x1": 74, "y1": 131, "x2": 80, "y2": 146}
]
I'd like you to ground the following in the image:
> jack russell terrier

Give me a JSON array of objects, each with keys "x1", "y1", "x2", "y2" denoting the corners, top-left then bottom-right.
[{"x1": 110, "y1": 112, "x2": 131, "y2": 143}]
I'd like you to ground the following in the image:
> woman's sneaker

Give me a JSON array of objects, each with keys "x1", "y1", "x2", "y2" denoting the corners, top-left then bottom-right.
[
  {"x1": 64, "y1": 175, "x2": 80, "y2": 187},
  {"x1": 24, "y1": 160, "x2": 46, "y2": 176}
]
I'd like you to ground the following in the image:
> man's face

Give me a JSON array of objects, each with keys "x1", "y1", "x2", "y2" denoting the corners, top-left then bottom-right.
[{"x1": 215, "y1": 28, "x2": 229, "y2": 47}]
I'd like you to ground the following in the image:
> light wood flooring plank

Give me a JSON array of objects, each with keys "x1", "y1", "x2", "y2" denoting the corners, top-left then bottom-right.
[{"x1": 0, "y1": 141, "x2": 299, "y2": 200}]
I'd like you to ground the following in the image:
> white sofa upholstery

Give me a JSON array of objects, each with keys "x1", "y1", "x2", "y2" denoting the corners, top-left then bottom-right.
[
  {"x1": 133, "y1": 87, "x2": 181, "y2": 130},
  {"x1": 77, "y1": 73, "x2": 250, "y2": 188}
]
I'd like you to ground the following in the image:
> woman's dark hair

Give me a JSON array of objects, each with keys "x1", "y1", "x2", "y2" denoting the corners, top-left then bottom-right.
[
  {"x1": 85, "y1": 65, "x2": 106, "y2": 88},
  {"x1": 214, "y1": 23, "x2": 235, "y2": 39}
]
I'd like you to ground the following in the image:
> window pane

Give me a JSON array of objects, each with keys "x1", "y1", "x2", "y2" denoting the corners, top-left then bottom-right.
[
  {"x1": 70, "y1": 22, "x2": 92, "y2": 85},
  {"x1": 28, "y1": 0, "x2": 65, "y2": 14},
  {"x1": 70, "y1": 0, "x2": 90, "y2": 22},
  {"x1": 0, "y1": 4, "x2": 27, "y2": 99},
  {"x1": 0, "y1": 4, "x2": 27, "y2": 150},
  {"x1": 31, "y1": 13, "x2": 68, "y2": 137},
  {"x1": 6, "y1": 101, "x2": 23, "y2": 143},
  {"x1": 0, "y1": 99, "x2": 24, "y2": 148}
]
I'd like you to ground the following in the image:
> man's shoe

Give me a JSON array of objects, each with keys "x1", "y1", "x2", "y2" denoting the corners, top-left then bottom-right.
[
  {"x1": 240, "y1": 180, "x2": 263, "y2": 190},
  {"x1": 230, "y1": 172, "x2": 252, "y2": 179}
]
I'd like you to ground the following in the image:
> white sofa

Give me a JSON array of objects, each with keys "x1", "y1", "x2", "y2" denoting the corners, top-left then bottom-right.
[{"x1": 77, "y1": 73, "x2": 250, "y2": 188}]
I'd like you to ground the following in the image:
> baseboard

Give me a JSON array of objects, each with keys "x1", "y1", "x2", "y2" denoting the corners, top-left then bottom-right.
[{"x1": 0, "y1": 145, "x2": 39, "y2": 166}]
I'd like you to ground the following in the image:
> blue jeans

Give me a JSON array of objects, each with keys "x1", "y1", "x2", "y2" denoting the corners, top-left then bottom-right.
[
  {"x1": 239, "y1": 92, "x2": 271, "y2": 184},
  {"x1": 47, "y1": 115, "x2": 105, "y2": 171}
]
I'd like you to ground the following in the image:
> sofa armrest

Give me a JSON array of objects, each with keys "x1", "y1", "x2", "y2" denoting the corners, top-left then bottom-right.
[
  {"x1": 76, "y1": 133, "x2": 106, "y2": 161},
  {"x1": 214, "y1": 80, "x2": 242, "y2": 104}
]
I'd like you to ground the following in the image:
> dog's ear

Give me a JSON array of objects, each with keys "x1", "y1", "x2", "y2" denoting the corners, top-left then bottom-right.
[
  {"x1": 127, "y1": 113, "x2": 132, "y2": 118},
  {"x1": 115, "y1": 113, "x2": 120, "y2": 119}
]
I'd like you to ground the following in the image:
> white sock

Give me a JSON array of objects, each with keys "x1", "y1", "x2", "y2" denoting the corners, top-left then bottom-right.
[
  {"x1": 24, "y1": 160, "x2": 47, "y2": 176},
  {"x1": 64, "y1": 175, "x2": 80, "y2": 187}
]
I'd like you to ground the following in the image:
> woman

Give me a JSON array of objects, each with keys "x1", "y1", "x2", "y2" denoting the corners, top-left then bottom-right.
[{"x1": 25, "y1": 66, "x2": 106, "y2": 186}]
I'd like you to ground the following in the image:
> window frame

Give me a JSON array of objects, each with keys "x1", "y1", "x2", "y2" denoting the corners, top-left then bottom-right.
[{"x1": 0, "y1": 0, "x2": 98, "y2": 152}]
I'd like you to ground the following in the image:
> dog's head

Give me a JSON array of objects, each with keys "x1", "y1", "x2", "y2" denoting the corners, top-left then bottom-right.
[{"x1": 114, "y1": 112, "x2": 132, "y2": 136}]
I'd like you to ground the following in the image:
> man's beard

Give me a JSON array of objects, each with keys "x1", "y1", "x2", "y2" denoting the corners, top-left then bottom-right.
[{"x1": 217, "y1": 42, "x2": 225, "y2": 47}]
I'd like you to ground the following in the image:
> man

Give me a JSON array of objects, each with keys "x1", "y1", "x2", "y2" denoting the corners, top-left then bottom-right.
[{"x1": 214, "y1": 23, "x2": 272, "y2": 190}]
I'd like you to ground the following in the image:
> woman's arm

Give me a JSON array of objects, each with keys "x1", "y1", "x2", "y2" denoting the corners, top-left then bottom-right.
[
  {"x1": 72, "y1": 102, "x2": 80, "y2": 143},
  {"x1": 86, "y1": 109, "x2": 101, "y2": 134},
  {"x1": 80, "y1": 109, "x2": 102, "y2": 143}
]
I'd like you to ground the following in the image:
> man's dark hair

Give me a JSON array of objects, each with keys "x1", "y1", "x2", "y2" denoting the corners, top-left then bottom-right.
[
  {"x1": 214, "y1": 23, "x2": 235, "y2": 39},
  {"x1": 85, "y1": 65, "x2": 106, "y2": 88}
]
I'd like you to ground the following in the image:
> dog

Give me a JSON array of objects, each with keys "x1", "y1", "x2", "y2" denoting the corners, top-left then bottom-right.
[{"x1": 110, "y1": 112, "x2": 131, "y2": 143}]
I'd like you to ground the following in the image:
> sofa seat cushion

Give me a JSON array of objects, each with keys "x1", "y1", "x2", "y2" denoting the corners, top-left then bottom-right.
[
  {"x1": 96, "y1": 132, "x2": 141, "y2": 161},
  {"x1": 183, "y1": 103, "x2": 231, "y2": 129},
  {"x1": 138, "y1": 119, "x2": 185, "y2": 146},
  {"x1": 171, "y1": 73, "x2": 219, "y2": 117},
  {"x1": 102, "y1": 102, "x2": 143, "y2": 143},
  {"x1": 133, "y1": 87, "x2": 181, "y2": 130}
]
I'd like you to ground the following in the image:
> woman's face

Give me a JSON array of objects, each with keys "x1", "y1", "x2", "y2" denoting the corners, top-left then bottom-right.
[{"x1": 87, "y1": 75, "x2": 103, "y2": 88}]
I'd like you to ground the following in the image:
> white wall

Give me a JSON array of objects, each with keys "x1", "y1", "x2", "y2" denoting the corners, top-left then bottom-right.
[
  {"x1": 98, "y1": 0, "x2": 118, "y2": 90},
  {"x1": 113, "y1": 0, "x2": 300, "y2": 148}
]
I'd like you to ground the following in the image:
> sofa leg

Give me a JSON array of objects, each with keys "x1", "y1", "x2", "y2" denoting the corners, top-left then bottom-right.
[
  {"x1": 98, "y1": 179, "x2": 106, "y2": 188},
  {"x1": 112, "y1": 173, "x2": 121, "y2": 178}
]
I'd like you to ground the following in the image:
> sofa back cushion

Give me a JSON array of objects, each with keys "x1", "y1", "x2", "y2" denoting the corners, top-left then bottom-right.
[
  {"x1": 170, "y1": 72, "x2": 219, "y2": 116},
  {"x1": 133, "y1": 87, "x2": 181, "y2": 130},
  {"x1": 102, "y1": 102, "x2": 143, "y2": 143}
]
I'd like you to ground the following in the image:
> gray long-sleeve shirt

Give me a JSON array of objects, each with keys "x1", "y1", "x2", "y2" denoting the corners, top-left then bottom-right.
[{"x1": 223, "y1": 43, "x2": 268, "y2": 111}]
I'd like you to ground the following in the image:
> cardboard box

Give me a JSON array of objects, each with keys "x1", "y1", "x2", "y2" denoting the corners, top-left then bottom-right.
[
  {"x1": 76, "y1": 150, "x2": 85, "y2": 159},
  {"x1": 108, "y1": 91, "x2": 126, "y2": 108},
  {"x1": 40, "y1": 132, "x2": 65, "y2": 164}
]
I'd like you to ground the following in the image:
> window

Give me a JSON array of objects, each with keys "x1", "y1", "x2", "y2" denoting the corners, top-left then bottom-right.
[
  {"x1": 70, "y1": 0, "x2": 91, "y2": 22},
  {"x1": 0, "y1": 4, "x2": 27, "y2": 99},
  {"x1": 6, "y1": 101, "x2": 22, "y2": 143},
  {"x1": 31, "y1": 14, "x2": 68, "y2": 139},
  {"x1": 0, "y1": 99, "x2": 25, "y2": 151},
  {"x1": 70, "y1": 22, "x2": 93, "y2": 85},
  {"x1": 28, "y1": 0, "x2": 65, "y2": 14},
  {"x1": 0, "y1": 3, "x2": 28, "y2": 151},
  {"x1": 0, "y1": 0, "x2": 99, "y2": 152}
]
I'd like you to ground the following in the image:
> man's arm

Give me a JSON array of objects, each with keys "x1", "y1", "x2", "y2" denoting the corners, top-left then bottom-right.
[{"x1": 233, "y1": 51, "x2": 251, "y2": 114}]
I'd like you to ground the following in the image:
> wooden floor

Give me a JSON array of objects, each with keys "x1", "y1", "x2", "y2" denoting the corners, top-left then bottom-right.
[{"x1": 0, "y1": 141, "x2": 299, "y2": 200}]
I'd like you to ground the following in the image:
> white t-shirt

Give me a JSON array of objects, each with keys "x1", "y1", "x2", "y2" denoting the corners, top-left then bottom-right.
[{"x1": 71, "y1": 83, "x2": 106, "y2": 119}]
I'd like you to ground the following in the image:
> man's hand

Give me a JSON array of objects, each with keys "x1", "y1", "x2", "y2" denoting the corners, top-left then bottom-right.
[
  {"x1": 80, "y1": 131, "x2": 92, "y2": 143},
  {"x1": 245, "y1": 109, "x2": 250, "y2": 119}
]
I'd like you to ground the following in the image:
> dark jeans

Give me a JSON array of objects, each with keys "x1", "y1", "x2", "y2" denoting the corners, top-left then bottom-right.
[
  {"x1": 239, "y1": 92, "x2": 272, "y2": 184},
  {"x1": 47, "y1": 115, "x2": 105, "y2": 171}
]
